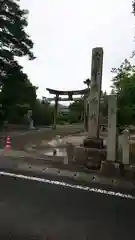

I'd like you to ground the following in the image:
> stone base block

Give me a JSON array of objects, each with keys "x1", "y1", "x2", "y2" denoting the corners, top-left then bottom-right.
[
  {"x1": 83, "y1": 137, "x2": 103, "y2": 149},
  {"x1": 85, "y1": 157, "x2": 101, "y2": 170},
  {"x1": 74, "y1": 146, "x2": 87, "y2": 164},
  {"x1": 86, "y1": 148, "x2": 106, "y2": 160},
  {"x1": 74, "y1": 146, "x2": 106, "y2": 167},
  {"x1": 100, "y1": 161, "x2": 120, "y2": 177}
]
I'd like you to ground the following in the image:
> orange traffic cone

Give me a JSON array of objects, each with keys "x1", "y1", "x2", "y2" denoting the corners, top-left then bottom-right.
[{"x1": 5, "y1": 136, "x2": 11, "y2": 150}]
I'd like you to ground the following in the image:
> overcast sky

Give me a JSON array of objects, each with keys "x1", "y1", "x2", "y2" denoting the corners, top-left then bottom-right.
[{"x1": 19, "y1": 0, "x2": 135, "y2": 99}]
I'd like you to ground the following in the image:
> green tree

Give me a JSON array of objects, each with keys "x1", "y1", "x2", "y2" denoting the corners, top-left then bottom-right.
[
  {"x1": 0, "y1": 0, "x2": 36, "y2": 124},
  {"x1": 83, "y1": 78, "x2": 91, "y2": 88},
  {"x1": 33, "y1": 100, "x2": 54, "y2": 126},
  {"x1": 69, "y1": 99, "x2": 84, "y2": 123},
  {"x1": 133, "y1": 1, "x2": 135, "y2": 15},
  {"x1": 0, "y1": 0, "x2": 35, "y2": 78},
  {"x1": 111, "y1": 59, "x2": 135, "y2": 125},
  {"x1": 1, "y1": 66, "x2": 37, "y2": 123}
]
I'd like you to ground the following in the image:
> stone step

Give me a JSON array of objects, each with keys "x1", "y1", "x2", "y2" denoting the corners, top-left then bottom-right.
[
  {"x1": 86, "y1": 148, "x2": 106, "y2": 156},
  {"x1": 85, "y1": 148, "x2": 106, "y2": 152},
  {"x1": 83, "y1": 137, "x2": 104, "y2": 148}
]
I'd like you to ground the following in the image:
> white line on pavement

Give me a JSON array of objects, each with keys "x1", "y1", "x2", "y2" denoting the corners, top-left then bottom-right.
[{"x1": 0, "y1": 171, "x2": 134, "y2": 200}]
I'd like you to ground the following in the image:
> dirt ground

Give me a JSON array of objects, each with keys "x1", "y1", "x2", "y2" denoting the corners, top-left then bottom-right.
[{"x1": 0, "y1": 124, "x2": 84, "y2": 151}]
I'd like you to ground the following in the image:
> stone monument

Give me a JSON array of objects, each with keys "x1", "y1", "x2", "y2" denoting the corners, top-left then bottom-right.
[
  {"x1": 82, "y1": 47, "x2": 106, "y2": 169},
  {"x1": 84, "y1": 47, "x2": 104, "y2": 149}
]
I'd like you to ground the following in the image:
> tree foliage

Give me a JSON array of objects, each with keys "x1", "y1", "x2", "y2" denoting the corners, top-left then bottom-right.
[
  {"x1": 83, "y1": 78, "x2": 91, "y2": 88},
  {"x1": 111, "y1": 59, "x2": 135, "y2": 125},
  {"x1": 0, "y1": 0, "x2": 35, "y2": 75},
  {"x1": 0, "y1": 0, "x2": 35, "y2": 87},
  {"x1": 109, "y1": 1, "x2": 135, "y2": 126},
  {"x1": 0, "y1": 0, "x2": 37, "y2": 124},
  {"x1": 33, "y1": 100, "x2": 54, "y2": 126},
  {"x1": 1, "y1": 68, "x2": 37, "y2": 123},
  {"x1": 133, "y1": 1, "x2": 135, "y2": 16},
  {"x1": 69, "y1": 99, "x2": 84, "y2": 123}
]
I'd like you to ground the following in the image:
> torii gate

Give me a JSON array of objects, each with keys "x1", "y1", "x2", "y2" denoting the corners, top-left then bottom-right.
[{"x1": 46, "y1": 88, "x2": 89, "y2": 129}]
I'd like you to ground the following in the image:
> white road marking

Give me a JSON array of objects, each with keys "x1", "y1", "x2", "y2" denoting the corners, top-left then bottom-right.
[{"x1": 0, "y1": 171, "x2": 134, "y2": 200}]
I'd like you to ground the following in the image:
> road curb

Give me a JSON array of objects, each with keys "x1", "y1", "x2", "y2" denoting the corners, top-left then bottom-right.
[{"x1": 0, "y1": 156, "x2": 134, "y2": 190}]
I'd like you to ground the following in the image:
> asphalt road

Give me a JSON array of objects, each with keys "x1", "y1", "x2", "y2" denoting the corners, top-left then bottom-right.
[{"x1": 0, "y1": 172, "x2": 135, "y2": 240}]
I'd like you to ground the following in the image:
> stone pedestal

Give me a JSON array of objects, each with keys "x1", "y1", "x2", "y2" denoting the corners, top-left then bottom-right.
[
  {"x1": 85, "y1": 147, "x2": 106, "y2": 169},
  {"x1": 73, "y1": 144, "x2": 106, "y2": 169},
  {"x1": 83, "y1": 137, "x2": 103, "y2": 149}
]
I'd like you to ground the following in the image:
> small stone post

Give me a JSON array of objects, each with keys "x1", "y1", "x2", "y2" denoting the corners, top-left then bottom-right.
[
  {"x1": 107, "y1": 95, "x2": 117, "y2": 162},
  {"x1": 122, "y1": 129, "x2": 130, "y2": 165}
]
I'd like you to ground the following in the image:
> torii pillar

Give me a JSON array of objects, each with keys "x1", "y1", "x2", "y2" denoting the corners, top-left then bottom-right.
[{"x1": 53, "y1": 94, "x2": 59, "y2": 130}]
